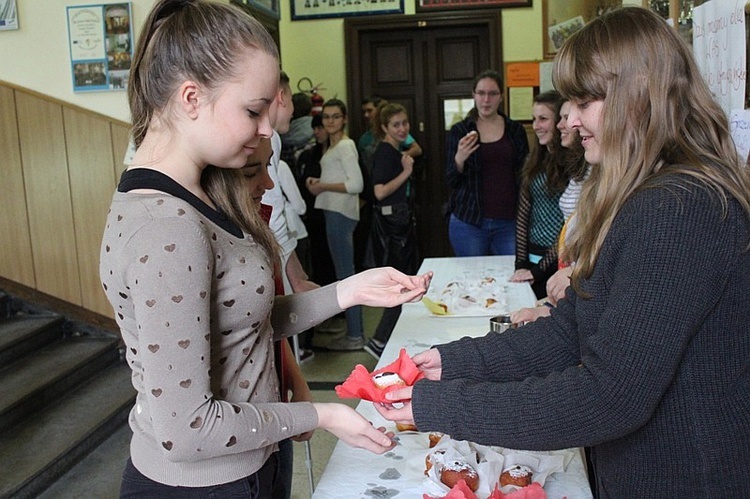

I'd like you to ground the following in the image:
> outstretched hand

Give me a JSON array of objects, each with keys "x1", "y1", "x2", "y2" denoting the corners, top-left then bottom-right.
[
  {"x1": 336, "y1": 267, "x2": 433, "y2": 310},
  {"x1": 314, "y1": 403, "x2": 396, "y2": 454}
]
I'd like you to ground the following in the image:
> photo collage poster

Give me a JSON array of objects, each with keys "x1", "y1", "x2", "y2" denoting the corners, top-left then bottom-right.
[{"x1": 67, "y1": 3, "x2": 133, "y2": 92}]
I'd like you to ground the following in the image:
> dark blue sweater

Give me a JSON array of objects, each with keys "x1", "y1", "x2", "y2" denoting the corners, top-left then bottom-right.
[{"x1": 413, "y1": 174, "x2": 750, "y2": 497}]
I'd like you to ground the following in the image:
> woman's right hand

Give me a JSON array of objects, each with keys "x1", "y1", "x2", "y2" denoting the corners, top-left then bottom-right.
[
  {"x1": 454, "y1": 131, "x2": 480, "y2": 171},
  {"x1": 401, "y1": 153, "x2": 414, "y2": 176},
  {"x1": 336, "y1": 267, "x2": 432, "y2": 310},
  {"x1": 412, "y1": 348, "x2": 442, "y2": 381},
  {"x1": 313, "y1": 403, "x2": 396, "y2": 454},
  {"x1": 545, "y1": 267, "x2": 573, "y2": 305}
]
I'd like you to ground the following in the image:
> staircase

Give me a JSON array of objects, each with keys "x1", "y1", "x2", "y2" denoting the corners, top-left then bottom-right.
[{"x1": 0, "y1": 290, "x2": 134, "y2": 499}]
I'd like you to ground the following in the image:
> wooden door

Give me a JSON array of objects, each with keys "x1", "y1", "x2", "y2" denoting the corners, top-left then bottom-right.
[{"x1": 346, "y1": 11, "x2": 502, "y2": 258}]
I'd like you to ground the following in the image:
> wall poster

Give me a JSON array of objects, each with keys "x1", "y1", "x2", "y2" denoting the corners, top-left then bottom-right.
[
  {"x1": 417, "y1": 0, "x2": 530, "y2": 13},
  {"x1": 0, "y1": 0, "x2": 19, "y2": 30},
  {"x1": 291, "y1": 0, "x2": 403, "y2": 20},
  {"x1": 67, "y1": 3, "x2": 133, "y2": 92}
]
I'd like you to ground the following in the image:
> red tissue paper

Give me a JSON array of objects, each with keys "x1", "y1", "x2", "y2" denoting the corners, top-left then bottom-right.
[
  {"x1": 423, "y1": 479, "x2": 477, "y2": 499},
  {"x1": 335, "y1": 348, "x2": 424, "y2": 403},
  {"x1": 489, "y1": 483, "x2": 547, "y2": 499},
  {"x1": 423, "y1": 482, "x2": 547, "y2": 499}
]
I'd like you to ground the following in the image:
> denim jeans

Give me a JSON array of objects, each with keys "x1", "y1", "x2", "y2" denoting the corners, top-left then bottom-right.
[
  {"x1": 119, "y1": 452, "x2": 282, "y2": 498},
  {"x1": 448, "y1": 215, "x2": 516, "y2": 256},
  {"x1": 323, "y1": 210, "x2": 363, "y2": 339}
]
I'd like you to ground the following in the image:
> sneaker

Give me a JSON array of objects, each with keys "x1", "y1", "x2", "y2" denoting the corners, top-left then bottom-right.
[
  {"x1": 326, "y1": 335, "x2": 364, "y2": 351},
  {"x1": 298, "y1": 348, "x2": 315, "y2": 364},
  {"x1": 364, "y1": 339, "x2": 385, "y2": 359},
  {"x1": 317, "y1": 317, "x2": 346, "y2": 334}
]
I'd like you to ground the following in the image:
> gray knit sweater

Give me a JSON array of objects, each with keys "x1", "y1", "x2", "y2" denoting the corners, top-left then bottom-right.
[
  {"x1": 100, "y1": 175, "x2": 341, "y2": 487},
  {"x1": 413, "y1": 174, "x2": 750, "y2": 497}
]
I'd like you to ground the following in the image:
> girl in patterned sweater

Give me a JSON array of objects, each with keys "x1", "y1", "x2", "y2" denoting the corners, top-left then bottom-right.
[{"x1": 100, "y1": 1, "x2": 430, "y2": 495}]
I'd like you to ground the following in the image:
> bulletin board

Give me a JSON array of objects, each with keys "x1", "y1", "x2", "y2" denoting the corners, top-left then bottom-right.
[{"x1": 505, "y1": 61, "x2": 543, "y2": 122}]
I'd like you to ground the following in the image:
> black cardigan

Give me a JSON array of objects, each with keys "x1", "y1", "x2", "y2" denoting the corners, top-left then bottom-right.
[{"x1": 412, "y1": 174, "x2": 750, "y2": 497}]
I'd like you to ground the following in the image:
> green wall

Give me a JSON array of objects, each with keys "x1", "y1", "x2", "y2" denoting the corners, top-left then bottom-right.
[{"x1": 277, "y1": 3, "x2": 544, "y2": 104}]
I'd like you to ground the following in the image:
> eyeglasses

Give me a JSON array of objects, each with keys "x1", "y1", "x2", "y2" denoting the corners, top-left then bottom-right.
[
  {"x1": 473, "y1": 90, "x2": 502, "y2": 98},
  {"x1": 321, "y1": 114, "x2": 344, "y2": 120}
]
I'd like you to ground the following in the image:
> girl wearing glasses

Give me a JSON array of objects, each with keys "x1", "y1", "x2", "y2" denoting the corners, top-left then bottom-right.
[
  {"x1": 306, "y1": 99, "x2": 366, "y2": 351},
  {"x1": 445, "y1": 69, "x2": 529, "y2": 257}
]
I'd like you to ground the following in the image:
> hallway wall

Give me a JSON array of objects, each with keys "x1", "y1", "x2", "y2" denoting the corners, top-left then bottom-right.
[{"x1": 0, "y1": 0, "x2": 543, "y2": 124}]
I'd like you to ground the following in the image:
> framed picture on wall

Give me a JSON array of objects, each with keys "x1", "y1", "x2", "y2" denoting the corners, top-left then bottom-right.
[
  {"x1": 67, "y1": 3, "x2": 134, "y2": 92},
  {"x1": 234, "y1": 0, "x2": 280, "y2": 20},
  {"x1": 416, "y1": 0, "x2": 530, "y2": 13},
  {"x1": 291, "y1": 0, "x2": 404, "y2": 20},
  {"x1": 0, "y1": 0, "x2": 19, "y2": 30}
]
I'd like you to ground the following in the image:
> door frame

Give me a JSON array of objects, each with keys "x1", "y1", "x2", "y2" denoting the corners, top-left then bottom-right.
[
  {"x1": 344, "y1": 10, "x2": 503, "y2": 142},
  {"x1": 344, "y1": 11, "x2": 503, "y2": 257}
]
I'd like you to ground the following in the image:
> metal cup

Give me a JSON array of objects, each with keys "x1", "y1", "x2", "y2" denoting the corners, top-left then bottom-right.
[{"x1": 490, "y1": 314, "x2": 517, "y2": 333}]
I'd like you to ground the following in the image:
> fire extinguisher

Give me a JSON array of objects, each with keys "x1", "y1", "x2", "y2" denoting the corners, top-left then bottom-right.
[
  {"x1": 310, "y1": 89, "x2": 324, "y2": 116},
  {"x1": 298, "y1": 77, "x2": 326, "y2": 115}
]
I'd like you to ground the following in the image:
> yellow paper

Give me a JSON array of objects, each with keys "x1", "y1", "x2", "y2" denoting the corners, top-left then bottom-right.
[
  {"x1": 422, "y1": 297, "x2": 450, "y2": 315},
  {"x1": 509, "y1": 87, "x2": 534, "y2": 121}
]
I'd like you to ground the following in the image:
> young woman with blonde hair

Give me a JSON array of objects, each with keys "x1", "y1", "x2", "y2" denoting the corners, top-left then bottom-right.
[{"x1": 376, "y1": 8, "x2": 750, "y2": 496}]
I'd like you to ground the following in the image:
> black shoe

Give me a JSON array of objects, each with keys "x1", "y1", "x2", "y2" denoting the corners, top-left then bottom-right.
[{"x1": 364, "y1": 339, "x2": 385, "y2": 359}]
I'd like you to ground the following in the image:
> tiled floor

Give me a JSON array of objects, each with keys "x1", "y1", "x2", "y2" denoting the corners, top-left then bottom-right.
[{"x1": 288, "y1": 306, "x2": 385, "y2": 499}]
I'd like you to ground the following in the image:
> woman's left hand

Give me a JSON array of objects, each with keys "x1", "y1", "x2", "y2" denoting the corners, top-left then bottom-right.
[
  {"x1": 306, "y1": 177, "x2": 323, "y2": 196},
  {"x1": 510, "y1": 305, "x2": 550, "y2": 324},
  {"x1": 337, "y1": 268, "x2": 433, "y2": 310},
  {"x1": 373, "y1": 386, "x2": 416, "y2": 427},
  {"x1": 509, "y1": 269, "x2": 533, "y2": 283}
]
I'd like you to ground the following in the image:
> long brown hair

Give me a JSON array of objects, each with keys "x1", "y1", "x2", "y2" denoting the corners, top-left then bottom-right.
[
  {"x1": 520, "y1": 90, "x2": 568, "y2": 195},
  {"x1": 553, "y1": 7, "x2": 750, "y2": 290},
  {"x1": 127, "y1": 0, "x2": 279, "y2": 148},
  {"x1": 201, "y1": 140, "x2": 279, "y2": 265}
]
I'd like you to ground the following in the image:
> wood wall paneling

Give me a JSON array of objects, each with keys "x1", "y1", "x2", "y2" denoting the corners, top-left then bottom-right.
[
  {"x1": 110, "y1": 122, "x2": 131, "y2": 182},
  {"x1": 0, "y1": 87, "x2": 35, "y2": 287},
  {"x1": 64, "y1": 108, "x2": 118, "y2": 316},
  {"x1": 15, "y1": 92, "x2": 82, "y2": 305}
]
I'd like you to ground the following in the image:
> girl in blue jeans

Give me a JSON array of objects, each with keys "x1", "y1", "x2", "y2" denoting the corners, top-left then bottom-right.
[{"x1": 306, "y1": 99, "x2": 365, "y2": 351}]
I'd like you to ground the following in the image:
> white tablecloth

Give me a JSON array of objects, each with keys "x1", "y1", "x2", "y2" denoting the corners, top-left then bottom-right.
[{"x1": 313, "y1": 256, "x2": 593, "y2": 499}]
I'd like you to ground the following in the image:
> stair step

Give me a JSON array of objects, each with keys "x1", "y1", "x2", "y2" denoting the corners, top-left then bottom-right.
[
  {"x1": 0, "y1": 314, "x2": 64, "y2": 368},
  {"x1": 0, "y1": 335, "x2": 120, "y2": 432},
  {"x1": 0, "y1": 362, "x2": 135, "y2": 499},
  {"x1": 37, "y1": 423, "x2": 131, "y2": 499},
  {"x1": 0, "y1": 291, "x2": 10, "y2": 317}
]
